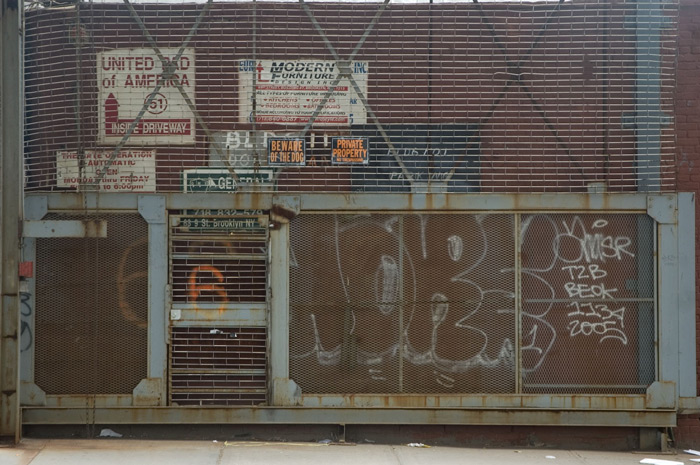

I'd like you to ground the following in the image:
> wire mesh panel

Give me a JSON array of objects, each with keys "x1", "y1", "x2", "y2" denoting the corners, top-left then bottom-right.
[
  {"x1": 290, "y1": 212, "x2": 655, "y2": 395},
  {"x1": 35, "y1": 213, "x2": 148, "y2": 395},
  {"x1": 520, "y1": 214, "x2": 655, "y2": 394},
  {"x1": 290, "y1": 213, "x2": 516, "y2": 394},
  {"x1": 23, "y1": 0, "x2": 678, "y2": 193}
]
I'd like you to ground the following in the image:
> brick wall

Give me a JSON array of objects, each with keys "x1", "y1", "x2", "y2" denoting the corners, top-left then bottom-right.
[
  {"x1": 23, "y1": 1, "x2": 677, "y2": 193},
  {"x1": 676, "y1": 0, "x2": 700, "y2": 449}
]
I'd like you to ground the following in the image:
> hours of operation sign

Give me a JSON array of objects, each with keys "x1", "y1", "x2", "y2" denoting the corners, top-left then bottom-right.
[
  {"x1": 97, "y1": 48, "x2": 196, "y2": 145},
  {"x1": 238, "y1": 59, "x2": 368, "y2": 126}
]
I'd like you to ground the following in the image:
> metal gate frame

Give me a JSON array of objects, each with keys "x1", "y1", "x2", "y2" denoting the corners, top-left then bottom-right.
[{"x1": 20, "y1": 191, "x2": 694, "y2": 428}]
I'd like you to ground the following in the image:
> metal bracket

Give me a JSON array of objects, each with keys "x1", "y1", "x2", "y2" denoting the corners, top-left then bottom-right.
[
  {"x1": 647, "y1": 195, "x2": 676, "y2": 224},
  {"x1": 138, "y1": 195, "x2": 166, "y2": 224},
  {"x1": 24, "y1": 196, "x2": 48, "y2": 221},
  {"x1": 271, "y1": 196, "x2": 300, "y2": 225},
  {"x1": 646, "y1": 381, "x2": 676, "y2": 409}
]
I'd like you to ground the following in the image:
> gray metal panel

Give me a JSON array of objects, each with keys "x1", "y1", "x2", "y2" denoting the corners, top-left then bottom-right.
[
  {"x1": 19, "y1": 198, "x2": 44, "y2": 386},
  {"x1": 657, "y1": 221, "x2": 679, "y2": 393},
  {"x1": 678, "y1": 193, "x2": 696, "y2": 397}
]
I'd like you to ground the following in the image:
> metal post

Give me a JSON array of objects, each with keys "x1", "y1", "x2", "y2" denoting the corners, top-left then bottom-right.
[
  {"x1": 269, "y1": 220, "x2": 291, "y2": 404},
  {"x1": 635, "y1": 0, "x2": 665, "y2": 191},
  {"x1": 1, "y1": 0, "x2": 24, "y2": 443}
]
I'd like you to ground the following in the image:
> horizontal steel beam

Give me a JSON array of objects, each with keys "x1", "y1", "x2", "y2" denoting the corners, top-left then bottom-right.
[
  {"x1": 29, "y1": 192, "x2": 657, "y2": 213},
  {"x1": 23, "y1": 220, "x2": 107, "y2": 238},
  {"x1": 21, "y1": 406, "x2": 676, "y2": 427}
]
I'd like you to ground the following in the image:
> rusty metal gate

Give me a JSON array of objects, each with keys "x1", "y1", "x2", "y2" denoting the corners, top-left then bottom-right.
[
  {"x1": 289, "y1": 212, "x2": 655, "y2": 395},
  {"x1": 168, "y1": 211, "x2": 269, "y2": 406}
]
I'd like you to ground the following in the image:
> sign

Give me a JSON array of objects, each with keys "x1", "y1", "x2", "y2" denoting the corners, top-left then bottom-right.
[
  {"x1": 180, "y1": 210, "x2": 265, "y2": 231},
  {"x1": 349, "y1": 124, "x2": 480, "y2": 193},
  {"x1": 268, "y1": 138, "x2": 305, "y2": 166},
  {"x1": 98, "y1": 48, "x2": 196, "y2": 145},
  {"x1": 208, "y1": 130, "x2": 296, "y2": 168},
  {"x1": 57, "y1": 150, "x2": 156, "y2": 192},
  {"x1": 331, "y1": 137, "x2": 369, "y2": 165},
  {"x1": 238, "y1": 59, "x2": 368, "y2": 126},
  {"x1": 182, "y1": 168, "x2": 274, "y2": 192}
]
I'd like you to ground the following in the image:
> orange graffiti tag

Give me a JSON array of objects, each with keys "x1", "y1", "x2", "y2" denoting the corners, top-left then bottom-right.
[{"x1": 188, "y1": 265, "x2": 229, "y2": 311}]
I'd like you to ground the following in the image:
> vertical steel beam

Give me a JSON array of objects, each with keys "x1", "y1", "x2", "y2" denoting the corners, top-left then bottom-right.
[
  {"x1": 269, "y1": 220, "x2": 290, "y2": 404},
  {"x1": 677, "y1": 193, "x2": 696, "y2": 397},
  {"x1": 19, "y1": 197, "x2": 48, "y2": 407},
  {"x1": 1, "y1": 0, "x2": 23, "y2": 442},
  {"x1": 635, "y1": 0, "x2": 667, "y2": 191},
  {"x1": 657, "y1": 217, "x2": 679, "y2": 393},
  {"x1": 137, "y1": 195, "x2": 168, "y2": 405}
]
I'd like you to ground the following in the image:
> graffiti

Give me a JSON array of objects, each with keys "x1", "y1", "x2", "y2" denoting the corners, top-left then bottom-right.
[
  {"x1": 521, "y1": 216, "x2": 632, "y2": 351},
  {"x1": 20, "y1": 291, "x2": 33, "y2": 352},
  {"x1": 117, "y1": 236, "x2": 149, "y2": 328},
  {"x1": 188, "y1": 265, "x2": 229, "y2": 311},
  {"x1": 291, "y1": 213, "x2": 642, "y2": 389},
  {"x1": 292, "y1": 213, "x2": 516, "y2": 389}
]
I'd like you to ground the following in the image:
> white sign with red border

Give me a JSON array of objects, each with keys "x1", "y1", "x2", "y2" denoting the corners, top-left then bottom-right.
[
  {"x1": 98, "y1": 48, "x2": 196, "y2": 145},
  {"x1": 57, "y1": 150, "x2": 156, "y2": 192},
  {"x1": 238, "y1": 59, "x2": 368, "y2": 126}
]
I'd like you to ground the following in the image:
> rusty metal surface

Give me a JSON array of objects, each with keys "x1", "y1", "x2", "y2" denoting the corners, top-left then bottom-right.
[
  {"x1": 20, "y1": 405, "x2": 676, "y2": 427},
  {"x1": 31, "y1": 192, "x2": 652, "y2": 213}
]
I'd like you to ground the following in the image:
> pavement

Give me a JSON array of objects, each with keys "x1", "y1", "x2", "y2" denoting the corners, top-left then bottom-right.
[{"x1": 0, "y1": 438, "x2": 698, "y2": 465}]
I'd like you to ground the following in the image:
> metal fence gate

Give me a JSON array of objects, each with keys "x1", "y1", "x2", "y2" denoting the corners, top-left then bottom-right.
[
  {"x1": 289, "y1": 212, "x2": 655, "y2": 395},
  {"x1": 168, "y1": 211, "x2": 269, "y2": 406}
]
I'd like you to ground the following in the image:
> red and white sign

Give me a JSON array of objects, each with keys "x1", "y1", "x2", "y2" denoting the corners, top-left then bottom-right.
[
  {"x1": 57, "y1": 150, "x2": 156, "y2": 192},
  {"x1": 98, "y1": 48, "x2": 196, "y2": 145},
  {"x1": 238, "y1": 59, "x2": 368, "y2": 126}
]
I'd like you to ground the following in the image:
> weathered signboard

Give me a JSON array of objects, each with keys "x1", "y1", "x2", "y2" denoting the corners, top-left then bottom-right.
[
  {"x1": 238, "y1": 59, "x2": 368, "y2": 126},
  {"x1": 57, "y1": 149, "x2": 156, "y2": 191},
  {"x1": 208, "y1": 130, "x2": 297, "y2": 168},
  {"x1": 97, "y1": 48, "x2": 196, "y2": 145},
  {"x1": 349, "y1": 124, "x2": 480, "y2": 192},
  {"x1": 182, "y1": 168, "x2": 274, "y2": 192},
  {"x1": 268, "y1": 138, "x2": 306, "y2": 166}
]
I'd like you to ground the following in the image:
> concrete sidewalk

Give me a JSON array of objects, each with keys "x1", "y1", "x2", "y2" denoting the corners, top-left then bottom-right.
[{"x1": 0, "y1": 439, "x2": 696, "y2": 465}]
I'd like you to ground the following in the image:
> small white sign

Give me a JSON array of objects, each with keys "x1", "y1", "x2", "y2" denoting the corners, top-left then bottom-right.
[
  {"x1": 98, "y1": 48, "x2": 196, "y2": 145},
  {"x1": 57, "y1": 150, "x2": 156, "y2": 192}
]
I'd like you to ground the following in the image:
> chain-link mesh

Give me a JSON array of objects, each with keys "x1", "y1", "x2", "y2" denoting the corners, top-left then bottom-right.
[
  {"x1": 23, "y1": 0, "x2": 678, "y2": 193},
  {"x1": 290, "y1": 212, "x2": 655, "y2": 395},
  {"x1": 520, "y1": 214, "x2": 655, "y2": 394},
  {"x1": 290, "y1": 213, "x2": 516, "y2": 394},
  {"x1": 35, "y1": 213, "x2": 148, "y2": 395}
]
